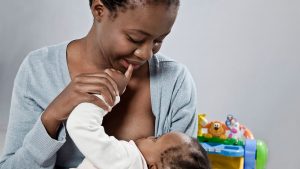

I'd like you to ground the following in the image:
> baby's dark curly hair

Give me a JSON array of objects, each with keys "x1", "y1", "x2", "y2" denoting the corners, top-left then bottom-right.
[
  {"x1": 160, "y1": 138, "x2": 211, "y2": 169},
  {"x1": 89, "y1": 0, "x2": 180, "y2": 12}
]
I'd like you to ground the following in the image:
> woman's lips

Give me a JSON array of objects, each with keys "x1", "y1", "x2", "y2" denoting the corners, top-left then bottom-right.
[{"x1": 120, "y1": 59, "x2": 142, "y2": 70}]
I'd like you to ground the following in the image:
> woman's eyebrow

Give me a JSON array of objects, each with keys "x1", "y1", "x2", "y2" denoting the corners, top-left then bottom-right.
[
  {"x1": 128, "y1": 29, "x2": 151, "y2": 36},
  {"x1": 128, "y1": 29, "x2": 170, "y2": 38}
]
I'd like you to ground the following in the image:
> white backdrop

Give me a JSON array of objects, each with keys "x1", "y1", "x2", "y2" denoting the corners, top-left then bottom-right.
[{"x1": 1, "y1": 0, "x2": 299, "y2": 168}]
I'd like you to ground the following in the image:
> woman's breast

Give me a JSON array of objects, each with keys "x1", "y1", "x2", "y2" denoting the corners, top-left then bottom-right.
[{"x1": 102, "y1": 84, "x2": 155, "y2": 141}]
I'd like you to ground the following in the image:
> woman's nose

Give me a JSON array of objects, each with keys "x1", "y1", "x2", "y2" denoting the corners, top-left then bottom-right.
[{"x1": 134, "y1": 43, "x2": 153, "y2": 61}]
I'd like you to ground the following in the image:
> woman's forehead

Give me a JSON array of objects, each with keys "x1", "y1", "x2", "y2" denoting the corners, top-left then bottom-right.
[
  {"x1": 112, "y1": 0, "x2": 179, "y2": 15},
  {"x1": 113, "y1": 4, "x2": 177, "y2": 35},
  {"x1": 126, "y1": 0, "x2": 179, "y2": 6}
]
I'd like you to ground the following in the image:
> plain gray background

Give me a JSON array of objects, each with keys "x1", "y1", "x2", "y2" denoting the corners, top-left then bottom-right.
[{"x1": 0, "y1": 0, "x2": 299, "y2": 168}]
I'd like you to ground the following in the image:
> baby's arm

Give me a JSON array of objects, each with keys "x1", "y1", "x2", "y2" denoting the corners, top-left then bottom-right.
[{"x1": 66, "y1": 95, "x2": 135, "y2": 169}]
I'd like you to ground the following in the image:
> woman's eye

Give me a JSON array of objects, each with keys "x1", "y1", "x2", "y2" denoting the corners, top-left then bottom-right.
[{"x1": 127, "y1": 36, "x2": 144, "y2": 44}]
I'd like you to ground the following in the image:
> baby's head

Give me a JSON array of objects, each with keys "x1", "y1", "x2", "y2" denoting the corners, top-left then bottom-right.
[{"x1": 135, "y1": 131, "x2": 211, "y2": 169}]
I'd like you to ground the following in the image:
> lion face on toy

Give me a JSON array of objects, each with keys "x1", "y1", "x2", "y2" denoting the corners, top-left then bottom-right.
[{"x1": 204, "y1": 121, "x2": 228, "y2": 139}]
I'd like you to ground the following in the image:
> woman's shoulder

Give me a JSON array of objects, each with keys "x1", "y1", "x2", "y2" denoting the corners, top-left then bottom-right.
[
  {"x1": 24, "y1": 41, "x2": 69, "y2": 66},
  {"x1": 17, "y1": 41, "x2": 70, "y2": 86},
  {"x1": 14, "y1": 41, "x2": 70, "y2": 104}
]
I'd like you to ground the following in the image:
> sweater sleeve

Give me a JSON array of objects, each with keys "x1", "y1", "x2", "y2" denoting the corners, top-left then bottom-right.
[
  {"x1": 0, "y1": 56, "x2": 66, "y2": 169},
  {"x1": 169, "y1": 66, "x2": 198, "y2": 138},
  {"x1": 67, "y1": 96, "x2": 137, "y2": 169}
]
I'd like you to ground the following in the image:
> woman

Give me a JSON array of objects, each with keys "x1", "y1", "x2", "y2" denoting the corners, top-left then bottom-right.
[{"x1": 0, "y1": 0, "x2": 198, "y2": 168}]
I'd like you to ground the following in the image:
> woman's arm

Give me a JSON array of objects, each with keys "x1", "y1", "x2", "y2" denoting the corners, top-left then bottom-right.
[
  {"x1": 170, "y1": 66, "x2": 198, "y2": 138},
  {"x1": 0, "y1": 56, "x2": 65, "y2": 169}
]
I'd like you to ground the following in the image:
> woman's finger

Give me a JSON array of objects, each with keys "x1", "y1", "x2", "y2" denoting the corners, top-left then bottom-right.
[
  {"x1": 84, "y1": 73, "x2": 119, "y2": 96},
  {"x1": 82, "y1": 93, "x2": 110, "y2": 111},
  {"x1": 75, "y1": 82, "x2": 114, "y2": 106}
]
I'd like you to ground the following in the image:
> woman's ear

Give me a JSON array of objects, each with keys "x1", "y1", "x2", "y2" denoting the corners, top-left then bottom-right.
[{"x1": 91, "y1": 0, "x2": 105, "y2": 22}]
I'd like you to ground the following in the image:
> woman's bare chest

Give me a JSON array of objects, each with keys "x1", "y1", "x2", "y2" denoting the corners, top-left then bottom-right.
[{"x1": 102, "y1": 81, "x2": 155, "y2": 141}]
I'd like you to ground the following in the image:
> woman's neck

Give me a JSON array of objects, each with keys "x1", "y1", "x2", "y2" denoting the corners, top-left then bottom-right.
[{"x1": 75, "y1": 27, "x2": 111, "y2": 71}]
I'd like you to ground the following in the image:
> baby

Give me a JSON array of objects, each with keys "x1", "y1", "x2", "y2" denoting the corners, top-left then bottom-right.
[{"x1": 67, "y1": 66, "x2": 210, "y2": 169}]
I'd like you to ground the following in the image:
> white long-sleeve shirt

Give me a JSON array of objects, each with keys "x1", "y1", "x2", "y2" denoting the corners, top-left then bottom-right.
[{"x1": 67, "y1": 95, "x2": 148, "y2": 169}]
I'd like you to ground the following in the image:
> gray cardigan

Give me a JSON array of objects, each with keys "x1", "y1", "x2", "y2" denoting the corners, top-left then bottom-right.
[{"x1": 0, "y1": 41, "x2": 198, "y2": 169}]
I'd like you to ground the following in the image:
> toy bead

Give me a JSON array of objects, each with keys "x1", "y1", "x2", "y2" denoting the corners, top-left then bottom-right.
[{"x1": 256, "y1": 140, "x2": 268, "y2": 169}]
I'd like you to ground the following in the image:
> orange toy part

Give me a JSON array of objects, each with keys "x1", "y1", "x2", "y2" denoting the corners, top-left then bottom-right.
[
  {"x1": 204, "y1": 121, "x2": 228, "y2": 139},
  {"x1": 242, "y1": 126, "x2": 254, "y2": 139}
]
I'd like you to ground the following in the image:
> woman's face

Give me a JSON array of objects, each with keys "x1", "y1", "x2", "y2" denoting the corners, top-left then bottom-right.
[{"x1": 94, "y1": 3, "x2": 178, "y2": 73}]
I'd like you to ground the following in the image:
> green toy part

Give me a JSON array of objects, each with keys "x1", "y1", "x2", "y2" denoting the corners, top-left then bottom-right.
[{"x1": 256, "y1": 139, "x2": 268, "y2": 169}]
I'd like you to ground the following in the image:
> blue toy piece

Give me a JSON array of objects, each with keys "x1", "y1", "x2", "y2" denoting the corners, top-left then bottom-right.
[
  {"x1": 201, "y1": 142, "x2": 244, "y2": 157},
  {"x1": 244, "y1": 139, "x2": 257, "y2": 169}
]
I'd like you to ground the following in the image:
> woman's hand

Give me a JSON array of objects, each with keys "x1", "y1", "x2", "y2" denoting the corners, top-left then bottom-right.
[{"x1": 42, "y1": 71, "x2": 120, "y2": 138}]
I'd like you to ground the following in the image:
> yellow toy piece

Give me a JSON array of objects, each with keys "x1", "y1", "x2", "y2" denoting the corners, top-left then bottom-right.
[
  {"x1": 208, "y1": 154, "x2": 244, "y2": 169},
  {"x1": 198, "y1": 114, "x2": 208, "y2": 136}
]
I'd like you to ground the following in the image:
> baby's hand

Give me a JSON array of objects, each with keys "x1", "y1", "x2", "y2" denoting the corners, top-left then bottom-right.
[{"x1": 104, "y1": 64, "x2": 133, "y2": 95}]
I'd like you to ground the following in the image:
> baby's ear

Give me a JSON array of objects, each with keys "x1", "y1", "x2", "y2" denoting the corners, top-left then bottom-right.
[{"x1": 148, "y1": 163, "x2": 159, "y2": 169}]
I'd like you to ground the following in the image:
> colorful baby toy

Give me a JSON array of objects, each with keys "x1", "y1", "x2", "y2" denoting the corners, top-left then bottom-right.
[{"x1": 198, "y1": 114, "x2": 268, "y2": 169}]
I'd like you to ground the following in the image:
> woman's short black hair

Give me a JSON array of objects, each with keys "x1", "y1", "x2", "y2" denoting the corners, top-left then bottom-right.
[
  {"x1": 89, "y1": 0, "x2": 179, "y2": 12},
  {"x1": 160, "y1": 138, "x2": 211, "y2": 169}
]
